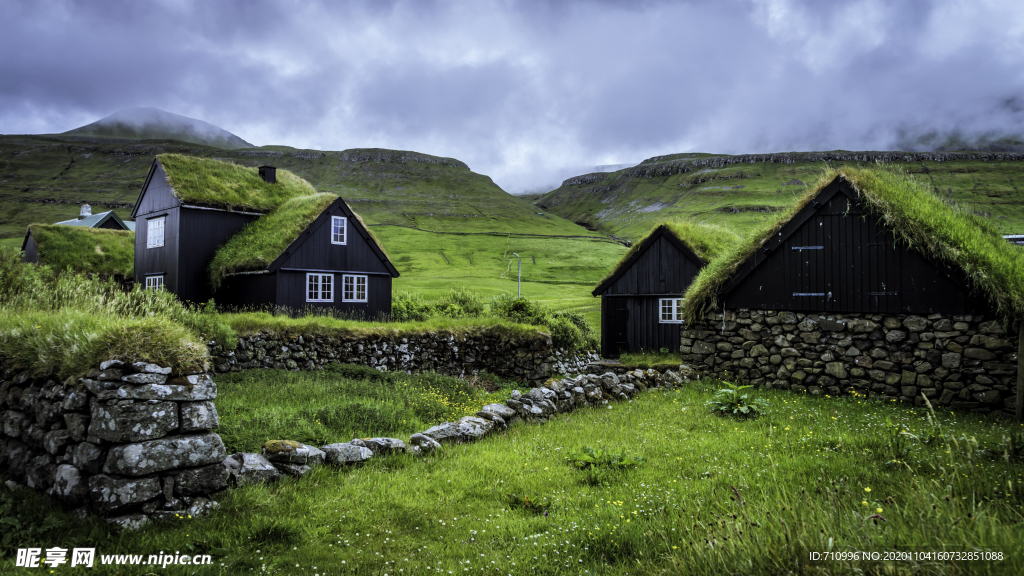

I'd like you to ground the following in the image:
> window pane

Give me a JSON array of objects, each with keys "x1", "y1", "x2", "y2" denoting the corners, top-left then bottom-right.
[
  {"x1": 322, "y1": 275, "x2": 332, "y2": 301},
  {"x1": 356, "y1": 276, "x2": 366, "y2": 300}
]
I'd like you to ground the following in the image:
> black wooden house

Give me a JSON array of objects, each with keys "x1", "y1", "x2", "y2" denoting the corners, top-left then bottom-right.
[
  {"x1": 592, "y1": 223, "x2": 734, "y2": 358},
  {"x1": 709, "y1": 175, "x2": 990, "y2": 315},
  {"x1": 131, "y1": 154, "x2": 398, "y2": 316}
]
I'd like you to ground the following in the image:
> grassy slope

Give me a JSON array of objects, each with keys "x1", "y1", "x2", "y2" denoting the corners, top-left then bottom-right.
[
  {"x1": 536, "y1": 152, "x2": 1024, "y2": 242},
  {"x1": 23, "y1": 375, "x2": 1024, "y2": 575}
]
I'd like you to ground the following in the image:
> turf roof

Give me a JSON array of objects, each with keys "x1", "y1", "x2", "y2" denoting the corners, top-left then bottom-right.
[
  {"x1": 158, "y1": 153, "x2": 318, "y2": 212},
  {"x1": 595, "y1": 220, "x2": 740, "y2": 290},
  {"x1": 24, "y1": 224, "x2": 134, "y2": 277},
  {"x1": 682, "y1": 165, "x2": 1024, "y2": 323}
]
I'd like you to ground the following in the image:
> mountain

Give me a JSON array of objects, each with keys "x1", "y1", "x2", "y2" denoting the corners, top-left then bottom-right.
[
  {"x1": 61, "y1": 107, "x2": 253, "y2": 150},
  {"x1": 533, "y1": 150, "x2": 1024, "y2": 241}
]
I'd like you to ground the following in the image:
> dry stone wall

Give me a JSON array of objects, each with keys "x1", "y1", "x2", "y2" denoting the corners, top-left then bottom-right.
[
  {"x1": 0, "y1": 360, "x2": 227, "y2": 530},
  {"x1": 681, "y1": 310, "x2": 1020, "y2": 415},
  {"x1": 208, "y1": 332, "x2": 599, "y2": 384}
]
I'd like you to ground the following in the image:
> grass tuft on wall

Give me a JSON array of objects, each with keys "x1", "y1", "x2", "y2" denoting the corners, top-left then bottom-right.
[{"x1": 683, "y1": 164, "x2": 1024, "y2": 323}]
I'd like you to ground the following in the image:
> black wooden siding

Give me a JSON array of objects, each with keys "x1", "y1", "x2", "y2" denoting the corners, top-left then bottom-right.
[
  {"x1": 276, "y1": 271, "x2": 392, "y2": 319},
  {"x1": 133, "y1": 164, "x2": 181, "y2": 291},
  {"x1": 596, "y1": 233, "x2": 703, "y2": 357},
  {"x1": 178, "y1": 208, "x2": 258, "y2": 304},
  {"x1": 278, "y1": 204, "x2": 392, "y2": 275},
  {"x1": 726, "y1": 182, "x2": 987, "y2": 315},
  {"x1": 21, "y1": 234, "x2": 38, "y2": 263},
  {"x1": 217, "y1": 273, "x2": 277, "y2": 309}
]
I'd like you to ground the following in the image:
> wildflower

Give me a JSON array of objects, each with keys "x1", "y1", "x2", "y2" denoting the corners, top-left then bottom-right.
[{"x1": 864, "y1": 487, "x2": 871, "y2": 492}]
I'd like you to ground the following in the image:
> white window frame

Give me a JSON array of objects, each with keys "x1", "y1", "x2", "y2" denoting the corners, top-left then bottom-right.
[
  {"x1": 306, "y1": 273, "x2": 333, "y2": 303},
  {"x1": 331, "y1": 216, "x2": 347, "y2": 245},
  {"x1": 342, "y1": 274, "x2": 368, "y2": 302},
  {"x1": 145, "y1": 275, "x2": 164, "y2": 291},
  {"x1": 659, "y1": 298, "x2": 683, "y2": 324},
  {"x1": 146, "y1": 216, "x2": 165, "y2": 249}
]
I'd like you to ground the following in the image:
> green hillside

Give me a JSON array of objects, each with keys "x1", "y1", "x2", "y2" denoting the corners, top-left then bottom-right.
[{"x1": 535, "y1": 151, "x2": 1024, "y2": 242}]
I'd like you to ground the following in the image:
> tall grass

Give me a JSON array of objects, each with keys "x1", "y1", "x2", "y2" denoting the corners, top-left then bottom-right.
[{"x1": 0, "y1": 247, "x2": 233, "y2": 377}]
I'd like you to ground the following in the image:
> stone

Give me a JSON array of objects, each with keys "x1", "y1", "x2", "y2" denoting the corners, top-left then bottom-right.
[
  {"x1": 3, "y1": 410, "x2": 31, "y2": 438},
  {"x1": 902, "y1": 316, "x2": 929, "y2": 332},
  {"x1": 51, "y1": 464, "x2": 88, "y2": 504},
  {"x1": 356, "y1": 437, "x2": 407, "y2": 454},
  {"x1": 825, "y1": 362, "x2": 848, "y2": 379},
  {"x1": 978, "y1": 320, "x2": 1004, "y2": 334},
  {"x1": 963, "y1": 348, "x2": 997, "y2": 361},
  {"x1": 479, "y1": 403, "x2": 516, "y2": 420},
  {"x1": 88, "y1": 400, "x2": 178, "y2": 442},
  {"x1": 131, "y1": 362, "x2": 173, "y2": 375},
  {"x1": 885, "y1": 330, "x2": 907, "y2": 343},
  {"x1": 185, "y1": 496, "x2": 219, "y2": 517},
  {"x1": 180, "y1": 401, "x2": 219, "y2": 432},
  {"x1": 61, "y1": 389, "x2": 90, "y2": 412},
  {"x1": 89, "y1": 475, "x2": 161, "y2": 513},
  {"x1": 915, "y1": 362, "x2": 933, "y2": 374},
  {"x1": 116, "y1": 374, "x2": 216, "y2": 401},
  {"x1": 939, "y1": 388, "x2": 957, "y2": 404},
  {"x1": 691, "y1": 341, "x2": 716, "y2": 354},
  {"x1": 901, "y1": 386, "x2": 918, "y2": 398},
  {"x1": 108, "y1": 514, "x2": 150, "y2": 531},
  {"x1": 26, "y1": 455, "x2": 56, "y2": 489},
  {"x1": 273, "y1": 462, "x2": 312, "y2": 477},
  {"x1": 409, "y1": 433, "x2": 442, "y2": 454},
  {"x1": 100, "y1": 359, "x2": 125, "y2": 371},
  {"x1": 848, "y1": 319, "x2": 879, "y2": 333},
  {"x1": 321, "y1": 443, "x2": 374, "y2": 465},
  {"x1": 844, "y1": 347, "x2": 861, "y2": 357},
  {"x1": 873, "y1": 360, "x2": 895, "y2": 371},
  {"x1": 73, "y1": 441, "x2": 104, "y2": 474},
  {"x1": 121, "y1": 372, "x2": 168, "y2": 385},
  {"x1": 941, "y1": 353, "x2": 962, "y2": 369},
  {"x1": 103, "y1": 433, "x2": 227, "y2": 476},
  {"x1": 175, "y1": 464, "x2": 229, "y2": 495},
  {"x1": 223, "y1": 453, "x2": 280, "y2": 487},
  {"x1": 63, "y1": 413, "x2": 89, "y2": 442},
  {"x1": 421, "y1": 416, "x2": 495, "y2": 444},
  {"x1": 901, "y1": 370, "x2": 916, "y2": 386},
  {"x1": 44, "y1": 429, "x2": 70, "y2": 455},
  {"x1": 974, "y1": 390, "x2": 1002, "y2": 403},
  {"x1": 261, "y1": 441, "x2": 324, "y2": 465},
  {"x1": 781, "y1": 347, "x2": 800, "y2": 357}
]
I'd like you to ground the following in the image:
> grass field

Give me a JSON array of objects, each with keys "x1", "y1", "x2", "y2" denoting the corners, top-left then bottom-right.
[
  {"x1": 8, "y1": 373, "x2": 1022, "y2": 575},
  {"x1": 537, "y1": 153, "x2": 1024, "y2": 241}
]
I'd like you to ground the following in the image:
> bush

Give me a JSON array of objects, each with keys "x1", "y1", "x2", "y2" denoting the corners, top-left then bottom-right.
[
  {"x1": 435, "y1": 287, "x2": 484, "y2": 318},
  {"x1": 391, "y1": 288, "x2": 485, "y2": 320},
  {"x1": 706, "y1": 381, "x2": 768, "y2": 418},
  {"x1": 391, "y1": 291, "x2": 433, "y2": 322},
  {"x1": 489, "y1": 294, "x2": 547, "y2": 325}
]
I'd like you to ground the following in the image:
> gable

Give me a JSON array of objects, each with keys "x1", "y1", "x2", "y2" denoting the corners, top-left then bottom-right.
[
  {"x1": 270, "y1": 199, "x2": 399, "y2": 277},
  {"x1": 722, "y1": 179, "x2": 983, "y2": 314},
  {"x1": 131, "y1": 160, "x2": 181, "y2": 218},
  {"x1": 594, "y1": 227, "x2": 704, "y2": 296}
]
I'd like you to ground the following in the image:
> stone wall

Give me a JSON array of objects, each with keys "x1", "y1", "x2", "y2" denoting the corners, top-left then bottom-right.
[
  {"x1": 0, "y1": 361, "x2": 227, "y2": 529},
  {"x1": 681, "y1": 310, "x2": 1020, "y2": 415},
  {"x1": 208, "y1": 332, "x2": 600, "y2": 384}
]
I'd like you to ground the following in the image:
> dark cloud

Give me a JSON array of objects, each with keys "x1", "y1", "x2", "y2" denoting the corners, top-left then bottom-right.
[{"x1": 2, "y1": 0, "x2": 1023, "y2": 192}]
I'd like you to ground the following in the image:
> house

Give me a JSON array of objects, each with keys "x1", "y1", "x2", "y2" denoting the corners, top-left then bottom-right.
[
  {"x1": 20, "y1": 224, "x2": 134, "y2": 277},
  {"x1": 591, "y1": 222, "x2": 737, "y2": 358},
  {"x1": 1004, "y1": 234, "x2": 1024, "y2": 246},
  {"x1": 131, "y1": 154, "x2": 398, "y2": 316},
  {"x1": 54, "y1": 204, "x2": 135, "y2": 231},
  {"x1": 684, "y1": 171, "x2": 1001, "y2": 319}
]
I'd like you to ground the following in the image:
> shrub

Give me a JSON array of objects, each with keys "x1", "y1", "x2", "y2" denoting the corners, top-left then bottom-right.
[
  {"x1": 391, "y1": 291, "x2": 433, "y2": 322},
  {"x1": 435, "y1": 287, "x2": 484, "y2": 317},
  {"x1": 706, "y1": 381, "x2": 768, "y2": 418},
  {"x1": 489, "y1": 294, "x2": 547, "y2": 325}
]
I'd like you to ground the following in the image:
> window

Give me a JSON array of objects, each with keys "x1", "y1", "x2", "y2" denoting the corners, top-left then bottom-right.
[
  {"x1": 342, "y1": 274, "x2": 367, "y2": 302},
  {"x1": 659, "y1": 298, "x2": 683, "y2": 324},
  {"x1": 145, "y1": 275, "x2": 164, "y2": 291},
  {"x1": 331, "y1": 216, "x2": 347, "y2": 245},
  {"x1": 147, "y1": 216, "x2": 165, "y2": 248},
  {"x1": 306, "y1": 273, "x2": 333, "y2": 302}
]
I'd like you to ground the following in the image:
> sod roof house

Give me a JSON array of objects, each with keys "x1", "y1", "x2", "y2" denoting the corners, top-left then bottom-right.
[
  {"x1": 20, "y1": 224, "x2": 134, "y2": 277},
  {"x1": 131, "y1": 154, "x2": 398, "y2": 316},
  {"x1": 592, "y1": 222, "x2": 738, "y2": 358},
  {"x1": 683, "y1": 167, "x2": 1024, "y2": 323}
]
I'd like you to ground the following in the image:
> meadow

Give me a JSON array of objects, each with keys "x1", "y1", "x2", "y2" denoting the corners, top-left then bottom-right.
[{"x1": 7, "y1": 373, "x2": 1023, "y2": 575}]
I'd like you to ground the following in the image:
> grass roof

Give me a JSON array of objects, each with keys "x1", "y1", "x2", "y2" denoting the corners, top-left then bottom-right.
[
  {"x1": 26, "y1": 224, "x2": 134, "y2": 277},
  {"x1": 208, "y1": 193, "x2": 339, "y2": 288},
  {"x1": 158, "y1": 153, "x2": 318, "y2": 212},
  {"x1": 596, "y1": 220, "x2": 740, "y2": 288},
  {"x1": 683, "y1": 165, "x2": 1024, "y2": 323}
]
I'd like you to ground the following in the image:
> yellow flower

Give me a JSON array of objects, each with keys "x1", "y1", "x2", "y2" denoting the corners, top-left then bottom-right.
[
  {"x1": 864, "y1": 487, "x2": 871, "y2": 492},
  {"x1": 876, "y1": 508, "x2": 883, "y2": 514},
  {"x1": 862, "y1": 500, "x2": 868, "y2": 506}
]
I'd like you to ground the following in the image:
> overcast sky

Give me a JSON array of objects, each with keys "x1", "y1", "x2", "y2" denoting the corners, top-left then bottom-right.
[{"x1": 3, "y1": 0, "x2": 1024, "y2": 192}]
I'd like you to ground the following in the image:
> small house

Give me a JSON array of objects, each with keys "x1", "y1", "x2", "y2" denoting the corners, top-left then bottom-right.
[
  {"x1": 20, "y1": 224, "x2": 134, "y2": 277},
  {"x1": 592, "y1": 222, "x2": 737, "y2": 358},
  {"x1": 54, "y1": 204, "x2": 135, "y2": 231},
  {"x1": 131, "y1": 154, "x2": 398, "y2": 316}
]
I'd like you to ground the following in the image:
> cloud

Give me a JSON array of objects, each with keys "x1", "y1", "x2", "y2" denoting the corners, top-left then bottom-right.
[{"x1": 1, "y1": 0, "x2": 1023, "y2": 193}]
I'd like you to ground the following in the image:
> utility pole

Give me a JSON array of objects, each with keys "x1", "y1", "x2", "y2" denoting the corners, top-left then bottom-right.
[{"x1": 513, "y1": 252, "x2": 521, "y2": 298}]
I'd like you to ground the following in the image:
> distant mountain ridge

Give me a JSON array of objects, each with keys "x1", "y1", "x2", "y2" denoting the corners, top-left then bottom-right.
[{"x1": 62, "y1": 107, "x2": 253, "y2": 150}]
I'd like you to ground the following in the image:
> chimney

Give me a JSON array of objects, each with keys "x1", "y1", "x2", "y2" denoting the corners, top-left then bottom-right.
[
  {"x1": 258, "y1": 166, "x2": 277, "y2": 184},
  {"x1": 79, "y1": 204, "x2": 92, "y2": 219}
]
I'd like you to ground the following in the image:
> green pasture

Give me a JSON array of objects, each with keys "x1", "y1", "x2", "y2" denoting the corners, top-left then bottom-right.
[{"x1": 8, "y1": 373, "x2": 1023, "y2": 575}]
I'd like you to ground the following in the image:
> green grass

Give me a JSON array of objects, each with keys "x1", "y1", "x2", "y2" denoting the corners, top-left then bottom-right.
[
  {"x1": 26, "y1": 223, "x2": 134, "y2": 277},
  {"x1": 214, "y1": 366, "x2": 517, "y2": 453},
  {"x1": 13, "y1": 375, "x2": 1024, "y2": 574},
  {"x1": 684, "y1": 165, "x2": 1024, "y2": 323},
  {"x1": 618, "y1": 349, "x2": 682, "y2": 370},
  {"x1": 158, "y1": 154, "x2": 319, "y2": 212},
  {"x1": 537, "y1": 152, "x2": 1024, "y2": 242}
]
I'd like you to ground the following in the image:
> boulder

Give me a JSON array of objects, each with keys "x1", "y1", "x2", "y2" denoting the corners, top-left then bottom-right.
[
  {"x1": 261, "y1": 441, "x2": 325, "y2": 465},
  {"x1": 51, "y1": 464, "x2": 88, "y2": 504},
  {"x1": 175, "y1": 463, "x2": 229, "y2": 495},
  {"x1": 63, "y1": 413, "x2": 89, "y2": 442},
  {"x1": 421, "y1": 416, "x2": 494, "y2": 444},
  {"x1": 103, "y1": 433, "x2": 227, "y2": 476},
  {"x1": 88, "y1": 400, "x2": 178, "y2": 442},
  {"x1": 223, "y1": 453, "x2": 280, "y2": 487},
  {"x1": 179, "y1": 401, "x2": 219, "y2": 432},
  {"x1": 88, "y1": 475, "x2": 161, "y2": 513},
  {"x1": 479, "y1": 403, "x2": 516, "y2": 420},
  {"x1": 322, "y1": 443, "x2": 374, "y2": 465},
  {"x1": 44, "y1": 429, "x2": 71, "y2": 455},
  {"x1": 73, "y1": 441, "x2": 105, "y2": 474},
  {"x1": 273, "y1": 462, "x2": 312, "y2": 477},
  {"x1": 353, "y1": 437, "x2": 406, "y2": 455},
  {"x1": 116, "y1": 374, "x2": 216, "y2": 401},
  {"x1": 409, "y1": 433, "x2": 441, "y2": 454}
]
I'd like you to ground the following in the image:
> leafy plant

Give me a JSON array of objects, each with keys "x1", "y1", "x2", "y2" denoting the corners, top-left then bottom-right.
[
  {"x1": 706, "y1": 381, "x2": 768, "y2": 418},
  {"x1": 505, "y1": 493, "x2": 551, "y2": 515},
  {"x1": 566, "y1": 446, "x2": 645, "y2": 470}
]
